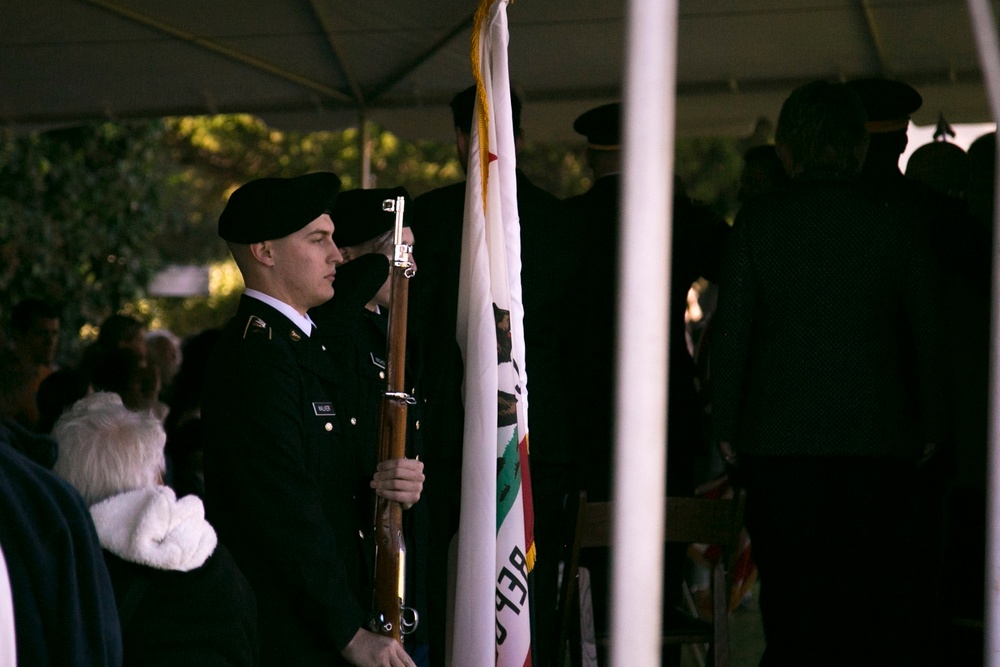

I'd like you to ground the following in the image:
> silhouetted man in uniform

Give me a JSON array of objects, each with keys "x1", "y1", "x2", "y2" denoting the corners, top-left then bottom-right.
[
  {"x1": 847, "y1": 79, "x2": 989, "y2": 660},
  {"x1": 563, "y1": 102, "x2": 730, "y2": 664}
]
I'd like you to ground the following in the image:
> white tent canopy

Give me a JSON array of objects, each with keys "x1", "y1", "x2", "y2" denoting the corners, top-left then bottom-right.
[{"x1": 2, "y1": 0, "x2": 993, "y2": 140}]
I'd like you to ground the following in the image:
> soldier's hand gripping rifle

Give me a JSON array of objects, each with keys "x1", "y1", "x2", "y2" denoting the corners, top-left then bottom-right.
[{"x1": 370, "y1": 195, "x2": 418, "y2": 642}]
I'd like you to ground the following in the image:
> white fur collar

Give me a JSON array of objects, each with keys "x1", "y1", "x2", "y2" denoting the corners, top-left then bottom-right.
[{"x1": 90, "y1": 487, "x2": 217, "y2": 572}]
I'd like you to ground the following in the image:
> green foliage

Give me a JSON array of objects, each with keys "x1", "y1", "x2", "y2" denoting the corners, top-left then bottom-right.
[
  {"x1": 675, "y1": 136, "x2": 745, "y2": 222},
  {"x1": 0, "y1": 121, "x2": 186, "y2": 359}
]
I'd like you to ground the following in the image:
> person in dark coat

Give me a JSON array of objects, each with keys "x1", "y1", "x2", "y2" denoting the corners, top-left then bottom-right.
[
  {"x1": 0, "y1": 421, "x2": 122, "y2": 667},
  {"x1": 711, "y1": 80, "x2": 946, "y2": 666},
  {"x1": 410, "y1": 85, "x2": 577, "y2": 667},
  {"x1": 52, "y1": 391, "x2": 258, "y2": 666},
  {"x1": 309, "y1": 186, "x2": 429, "y2": 665},
  {"x1": 200, "y1": 172, "x2": 424, "y2": 667}
]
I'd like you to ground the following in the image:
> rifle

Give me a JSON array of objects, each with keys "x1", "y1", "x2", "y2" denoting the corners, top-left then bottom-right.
[{"x1": 370, "y1": 195, "x2": 418, "y2": 642}]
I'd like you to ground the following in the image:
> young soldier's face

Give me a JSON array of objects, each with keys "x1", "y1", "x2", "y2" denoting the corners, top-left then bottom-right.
[{"x1": 268, "y1": 214, "x2": 343, "y2": 312}]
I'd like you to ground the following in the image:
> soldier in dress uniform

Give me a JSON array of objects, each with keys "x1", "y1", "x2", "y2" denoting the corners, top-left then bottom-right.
[
  {"x1": 200, "y1": 172, "x2": 423, "y2": 667},
  {"x1": 309, "y1": 186, "x2": 430, "y2": 665}
]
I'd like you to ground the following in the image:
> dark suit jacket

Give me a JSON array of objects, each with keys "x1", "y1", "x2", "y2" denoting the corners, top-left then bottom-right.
[
  {"x1": 711, "y1": 172, "x2": 946, "y2": 459},
  {"x1": 563, "y1": 175, "x2": 730, "y2": 498},
  {"x1": 202, "y1": 295, "x2": 367, "y2": 667}
]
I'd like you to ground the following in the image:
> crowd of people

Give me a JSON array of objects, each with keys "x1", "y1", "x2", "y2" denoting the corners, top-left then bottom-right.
[{"x1": 0, "y1": 75, "x2": 995, "y2": 667}]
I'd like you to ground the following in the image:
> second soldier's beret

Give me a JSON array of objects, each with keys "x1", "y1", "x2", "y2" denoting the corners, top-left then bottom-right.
[
  {"x1": 573, "y1": 102, "x2": 622, "y2": 150},
  {"x1": 218, "y1": 172, "x2": 341, "y2": 243},
  {"x1": 845, "y1": 78, "x2": 922, "y2": 133},
  {"x1": 330, "y1": 186, "x2": 411, "y2": 249}
]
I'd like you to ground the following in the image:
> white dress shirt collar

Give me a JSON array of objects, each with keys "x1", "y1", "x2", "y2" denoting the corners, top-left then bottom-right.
[{"x1": 243, "y1": 289, "x2": 315, "y2": 337}]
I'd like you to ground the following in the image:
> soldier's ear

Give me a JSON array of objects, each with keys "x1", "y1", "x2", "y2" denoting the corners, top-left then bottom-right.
[{"x1": 249, "y1": 241, "x2": 275, "y2": 267}]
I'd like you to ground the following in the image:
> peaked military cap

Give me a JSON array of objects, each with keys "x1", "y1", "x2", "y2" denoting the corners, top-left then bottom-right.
[
  {"x1": 845, "y1": 78, "x2": 922, "y2": 133},
  {"x1": 330, "y1": 186, "x2": 411, "y2": 248},
  {"x1": 218, "y1": 172, "x2": 341, "y2": 243},
  {"x1": 574, "y1": 102, "x2": 622, "y2": 150}
]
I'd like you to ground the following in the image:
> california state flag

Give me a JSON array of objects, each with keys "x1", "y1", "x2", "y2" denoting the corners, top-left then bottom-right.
[{"x1": 452, "y1": 0, "x2": 535, "y2": 665}]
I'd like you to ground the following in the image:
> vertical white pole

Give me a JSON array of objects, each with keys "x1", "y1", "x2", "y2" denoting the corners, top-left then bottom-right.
[
  {"x1": 610, "y1": 0, "x2": 677, "y2": 664},
  {"x1": 968, "y1": 1, "x2": 1000, "y2": 663},
  {"x1": 358, "y1": 109, "x2": 373, "y2": 188}
]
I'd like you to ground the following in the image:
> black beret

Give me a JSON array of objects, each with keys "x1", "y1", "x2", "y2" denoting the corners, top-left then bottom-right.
[
  {"x1": 573, "y1": 102, "x2": 621, "y2": 150},
  {"x1": 845, "y1": 78, "x2": 922, "y2": 133},
  {"x1": 330, "y1": 186, "x2": 411, "y2": 248},
  {"x1": 218, "y1": 172, "x2": 341, "y2": 243}
]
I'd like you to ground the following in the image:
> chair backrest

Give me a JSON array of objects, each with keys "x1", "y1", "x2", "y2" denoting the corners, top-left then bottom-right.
[
  {"x1": 557, "y1": 489, "x2": 747, "y2": 667},
  {"x1": 577, "y1": 494, "x2": 746, "y2": 551}
]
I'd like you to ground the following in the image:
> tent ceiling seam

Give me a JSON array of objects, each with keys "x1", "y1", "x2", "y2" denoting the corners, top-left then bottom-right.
[
  {"x1": 79, "y1": 0, "x2": 355, "y2": 106},
  {"x1": 367, "y1": 12, "x2": 476, "y2": 103},
  {"x1": 308, "y1": 0, "x2": 367, "y2": 108}
]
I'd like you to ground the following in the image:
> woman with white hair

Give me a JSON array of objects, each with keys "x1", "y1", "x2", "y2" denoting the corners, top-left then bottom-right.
[{"x1": 52, "y1": 392, "x2": 258, "y2": 666}]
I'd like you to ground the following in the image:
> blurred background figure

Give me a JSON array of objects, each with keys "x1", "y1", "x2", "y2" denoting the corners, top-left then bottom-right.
[
  {"x1": 967, "y1": 131, "x2": 996, "y2": 230},
  {"x1": 2, "y1": 298, "x2": 61, "y2": 432},
  {"x1": 96, "y1": 314, "x2": 148, "y2": 361},
  {"x1": 88, "y1": 347, "x2": 166, "y2": 419},
  {"x1": 145, "y1": 329, "x2": 182, "y2": 403},
  {"x1": 52, "y1": 392, "x2": 258, "y2": 666},
  {"x1": 737, "y1": 144, "x2": 791, "y2": 204},
  {"x1": 163, "y1": 328, "x2": 222, "y2": 500},
  {"x1": 905, "y1": 140, "x2": 970, "y2": 199},
  {"x1": 36, "y1": 368, "x2": 92, "y2": 436}
]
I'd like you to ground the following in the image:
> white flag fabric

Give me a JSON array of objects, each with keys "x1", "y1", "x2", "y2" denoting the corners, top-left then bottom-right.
[{"x1": 451, "y1": 1, "x2": 535, "y2": 665}]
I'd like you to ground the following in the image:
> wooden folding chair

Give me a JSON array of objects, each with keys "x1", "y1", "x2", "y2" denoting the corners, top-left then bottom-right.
[{"x1": 556, "y1": 490, "x2": 747, "y2": 667}]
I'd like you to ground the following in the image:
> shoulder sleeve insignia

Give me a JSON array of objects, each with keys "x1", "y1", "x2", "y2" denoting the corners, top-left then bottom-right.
[{"x1": 242, "y1": 315, "x2": 272, "y2": 340}]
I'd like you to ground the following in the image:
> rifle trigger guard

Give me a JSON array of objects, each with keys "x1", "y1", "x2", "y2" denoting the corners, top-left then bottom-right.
[
  {"x1": 385, "y1": 391, "x2": 417, "y2": 405},
  {"x1": 400, "y1": 607, "x2": 419, "y2": 635}
]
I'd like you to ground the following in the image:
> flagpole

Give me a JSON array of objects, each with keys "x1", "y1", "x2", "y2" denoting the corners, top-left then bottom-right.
[
  {"x1": 967, "y1": 0, "x2": 1000, "y2": 662},
  {"x1": 610, "y1": 0, "x2": 678, "y2": 664}
]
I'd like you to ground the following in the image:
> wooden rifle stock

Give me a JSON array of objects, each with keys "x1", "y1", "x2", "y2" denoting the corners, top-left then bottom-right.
[{"x1": 371, "y1": 196, "x2": 417, "y2": 642}]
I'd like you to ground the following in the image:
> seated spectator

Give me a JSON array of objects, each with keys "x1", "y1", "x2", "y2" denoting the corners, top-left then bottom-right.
[
  {"x1": 80, "y1": 314, "x2": 148, "y2": 388},
  {"x1": 36, "y1": 367, "x2": 92, "y2": 435},
  {"x1": 2, "y1": 298, "x2": 61, "y2": 431},
  {"x1": 145, "y1": 329, "x2": 182, "y2": 402},
  {"x1": 52, "y1": 392, "x2": 258, "y2": 666},
  {"x1": 89, "y1": 348, "x2": 167, "y2": 420},
  {"x1": 97, "y1": 314, "x2": 148, "y2": 361},
  {"x1": 0, "y1": 353, "x2": 59, "y2": 468}
]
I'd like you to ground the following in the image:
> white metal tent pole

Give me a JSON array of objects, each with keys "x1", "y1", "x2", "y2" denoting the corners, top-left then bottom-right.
[
  {"x1": 968, "y1": 0, "x2": 1000, "y2": 662},
  {"x1": 610, "y1": 0, "x2": 677, "y2": 664},
  {"x1": 358, "y1": 109, "x2": 373, "y2": 188}
]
